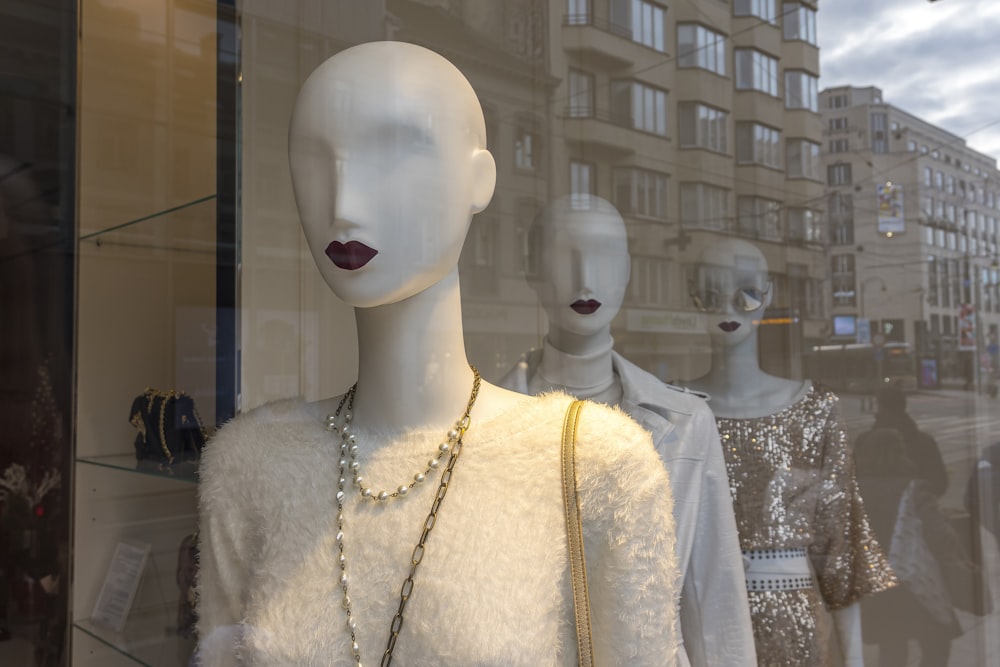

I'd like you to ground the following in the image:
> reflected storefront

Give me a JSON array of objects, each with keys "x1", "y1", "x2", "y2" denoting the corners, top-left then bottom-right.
[{"x1": 1, "y1": 1, "x2": 998, "y2": 665}]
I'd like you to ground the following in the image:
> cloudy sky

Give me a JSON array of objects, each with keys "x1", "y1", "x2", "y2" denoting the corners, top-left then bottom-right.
[{"x1": 818, "y1": 0, "x2": 1000, "y2": 161}]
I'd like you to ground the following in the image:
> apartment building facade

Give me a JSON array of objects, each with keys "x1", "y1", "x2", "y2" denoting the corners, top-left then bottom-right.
[
  {"x1": 821, "y1": 85, "x2": 1000, "y2": 387},
  {"x1": 546, "y1": 0, "x2": 826, "y2": 379}
]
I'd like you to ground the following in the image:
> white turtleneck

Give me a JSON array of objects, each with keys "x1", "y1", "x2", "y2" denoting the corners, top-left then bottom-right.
[{"x1": 530, "y1": 336, "x2": 623, "y2": 406}]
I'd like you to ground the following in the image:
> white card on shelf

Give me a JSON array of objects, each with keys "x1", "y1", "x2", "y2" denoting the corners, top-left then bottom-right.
[{"x1": 90, "y1": 540, "x2": 152, "y2": 633}]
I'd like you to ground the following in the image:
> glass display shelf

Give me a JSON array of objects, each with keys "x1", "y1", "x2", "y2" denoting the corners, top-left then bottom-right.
[
  {"x1": 76, "y1": 454, "x2": 199, "y2": 484},
  {"x1": 73, "y1": 606, "x2": 196, "y2": 667},
  {"x1": 79, "y1": 194, "x2": 217, "y2": 242}
]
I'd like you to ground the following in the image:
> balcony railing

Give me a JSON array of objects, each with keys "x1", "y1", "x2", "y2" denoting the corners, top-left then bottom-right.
[{"x1": 563, "y1": 13, "x2": 633, "y2": 40}]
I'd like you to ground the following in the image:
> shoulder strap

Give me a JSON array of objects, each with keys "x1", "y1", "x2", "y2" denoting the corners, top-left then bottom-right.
[{"x1": 561, "y1": 399, "x2": 594, "y2": 667}]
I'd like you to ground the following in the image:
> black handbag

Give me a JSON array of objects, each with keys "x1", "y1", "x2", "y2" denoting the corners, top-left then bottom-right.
[{"x1": 129, "y1": 388, "x2": 206, "y2": 465}]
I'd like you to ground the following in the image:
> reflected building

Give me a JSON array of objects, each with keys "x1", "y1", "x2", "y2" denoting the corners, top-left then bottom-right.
[
  {"x1": 388, "y1": 0, "x2": 557, "y2": 380},
  {"x1": 547, "y1": 1, "x2": 826, "y2": 381},
  {"x1": 820, "y1": 85, "x2": 1000, "y2": 388}
]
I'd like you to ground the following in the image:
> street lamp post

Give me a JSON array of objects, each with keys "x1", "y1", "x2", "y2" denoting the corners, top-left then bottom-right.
[
  {"x1": 859, "y1": 276, "x2": 888, "y2": 396},
  {"x1": 859, "y1": 275, "x2": 887, "y2": 322}
]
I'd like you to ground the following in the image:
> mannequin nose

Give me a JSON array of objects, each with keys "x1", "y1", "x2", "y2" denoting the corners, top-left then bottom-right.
[
  {"x1": 332, "y1": 157, "x2": 361, "y2": 227},
  {"x1": 572, "y1": 249, "x2": 595, "y2": 293}
]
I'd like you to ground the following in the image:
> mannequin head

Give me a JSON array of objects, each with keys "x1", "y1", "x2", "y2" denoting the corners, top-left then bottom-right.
[
  {"x1": 690, "y1": 238, "x2": 771, "y2": 348},
  {"x1": 529, "y1": 195, "x2": 630, "y2": 339},
  {"x1": 288, "y1": 41, "x2": 496, "y2": 308}
]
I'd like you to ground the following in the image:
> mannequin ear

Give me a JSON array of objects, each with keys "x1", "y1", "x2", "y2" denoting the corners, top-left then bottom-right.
[{"x1": 469, "y1": 149, "x2": 497, "y2": 213}]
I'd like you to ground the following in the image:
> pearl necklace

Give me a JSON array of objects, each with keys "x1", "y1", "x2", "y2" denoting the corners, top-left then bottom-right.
[
  {"x1": 325, "y1": 408, "x2": 463, "y2": 504},
  {"x1": 326, "y1": 366, "x2": 481, "y2": 667}
]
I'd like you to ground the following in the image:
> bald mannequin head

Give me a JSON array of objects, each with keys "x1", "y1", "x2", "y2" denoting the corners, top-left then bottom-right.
[
  {"x1": 690, "y1": 238, "x2": 772, "y2": 345},
  {"x1": 288, "y1": 41, "x2": 496, "y2": 307},
  {"x1": 529, "y1": 195, "x2": 630, "y2": 337}
]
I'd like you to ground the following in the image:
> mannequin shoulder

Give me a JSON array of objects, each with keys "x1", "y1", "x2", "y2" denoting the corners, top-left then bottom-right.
[
  {"x1": 203, "y1": 398, "x2": 322, "y2": 475},
  {"x1": 572, "y1": 400, "x2": 668, "y2": 487}
]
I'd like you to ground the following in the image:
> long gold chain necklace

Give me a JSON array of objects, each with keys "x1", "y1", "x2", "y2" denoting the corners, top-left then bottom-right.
[{"x1": 326, "y1": 365, "x2": 481, "y2": 667}]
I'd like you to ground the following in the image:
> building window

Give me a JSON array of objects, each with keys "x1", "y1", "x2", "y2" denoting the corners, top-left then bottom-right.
[
  {"x1": 679, "y1": 103, "x2": 729, "y2": 153},
  {"x1": 788, "y1": 263, "x2": 822, "y2": 318},
  {"x1": 927, "y1": 256, "x2": 939, "y2": 307},
  {"x1": 786, "y1": 138, "x2": 820, "y2": 180},
  {"x1": 737, "y1": 196, "x2": 782, "y2": 240},
  {"x1": 736, "y1": 122, "x2": 781, "y2": 168},
  {"x1": 567, "y1": 0, "x2": 590, "y2": 24},
  {"x1": 829, "y1": 117, "x2": 848, "y2": 131},
  {"x1": 829, "y1": 138, "x2": 849, "y2": 153},
  {"x1": 567, "y1": 69, "x2": 594, "y2": 118},
  {"x1": 514, "y1": 116, "x2": 540, "y2": 170},
  {"x1": 946, "y1": 174, "x2": 955, "y2": 195},
  {"x1": 828, "y1": 93, "x2": 848, "y2": 109},
  {"x1": 611, "y1": 0, "x2": 667, "y2": 52},
  {"x1": 924, "y1": 166, "x2": 932, "y2": 187},
  {"x1": 829, "y1": 193, "x2": 854, "y2": 245},
  {"x1": 483, "y1": 107, "x2": 500, "y2": 169},
  {"x1": 871, "y1": 112, "x2": 888, "y2": 153},
  {"x1": 935, "y1": 170, "x2": 943, "y2": 190},
  {"x1": 786, "y1": 208, "x2": 823, "y2": 245},
  {"x1": 629, "y1": 256, "x2": 670, "y2": 306},
  {"x1": 734, "y1": 0, "x2": 778, "y2": 24},
  {"x1": 831, "y1": 254, "x2": 856, "y2": 307},
  {"x1": 680, "y1": 182, "x2": 730, "y2": 231},
  {"x1": 907, "y1": 139, "x2": 917, "y2": 152},
  {"x1": 735, "y1": 49, "x2": 779, "y2": 96},
  {"x1": 782, "y1": 3, "x2": 817, "y2": 44},
  {"x1": 827, "y1": 163, "x2": 852, "y2": 186},
  {"x1": 516, "y1": 199, "x2": 542, "y2": 276},
  {"x1": 613, "y1": 167, "x2": 669, "y2": 220},
  {"x1": 678, "y1": 23, "x2": 726, "y2": 75},
  {"x1": 611, "y1": 80, "x2": 668, "y2": 136},
  {"x1": 570, "y1": 161, "x2": 595, "y2": 207},
  {"x1": 785, "y1": 70, "x2": 818, "y2": 111},
  {"x1": 460, "y1": 216, "x2": 499, "y2": 296}
]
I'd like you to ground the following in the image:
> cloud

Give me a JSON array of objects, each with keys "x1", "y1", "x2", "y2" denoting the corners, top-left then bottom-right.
[{"x1": 819, "y1": 0, "x2": 1000, "y2": 161}]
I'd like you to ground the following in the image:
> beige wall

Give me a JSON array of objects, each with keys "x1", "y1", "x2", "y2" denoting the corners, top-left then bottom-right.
[{"x1": 74, "y1": 0, "x2": 217, "y2": 659}]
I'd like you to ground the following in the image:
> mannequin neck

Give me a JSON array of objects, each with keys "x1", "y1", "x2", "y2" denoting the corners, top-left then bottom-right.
[
  {"x1": 546, "y1": 323, "x2": 614, "y2": 358},
  {"x1": 702, "y1": 329, "x2": 765, "y2": 395},
  {"x1": 352, "y1": 269, "x2": 475, "y2": 433},
  {"x1": 538, "y1": 333, "x2": 616, "y2": 397}
]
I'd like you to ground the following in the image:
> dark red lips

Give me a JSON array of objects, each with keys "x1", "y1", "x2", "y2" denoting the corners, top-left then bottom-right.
[
  {"x1": 571, "y1": 299, "x2": 602, "y2": 315},
  {"x1": 718, "y1": 321, "x2": 741, "y2": 332},
  {"x1": 325, "y1": 240, "x2": 378, "y2": 270}
]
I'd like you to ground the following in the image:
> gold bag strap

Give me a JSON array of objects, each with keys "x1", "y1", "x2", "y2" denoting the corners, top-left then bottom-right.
[{"x1": 561, "y1": 399, "x2": 595, "y2": 667}]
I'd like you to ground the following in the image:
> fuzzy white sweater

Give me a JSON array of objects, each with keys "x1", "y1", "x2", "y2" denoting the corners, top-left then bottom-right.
[{"x1": 196, "y1": 391, "x2": 679, "y2": 666}]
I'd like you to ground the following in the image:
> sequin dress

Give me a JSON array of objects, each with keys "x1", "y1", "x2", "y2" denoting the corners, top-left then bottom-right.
[{"x1": 717, "y1": 384, "x2": 896, "y2": 666}]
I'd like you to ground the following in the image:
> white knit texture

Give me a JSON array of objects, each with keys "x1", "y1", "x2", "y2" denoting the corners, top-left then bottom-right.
[{"x1": 196, "y1": 391, "x2": 679, "y2": 666}]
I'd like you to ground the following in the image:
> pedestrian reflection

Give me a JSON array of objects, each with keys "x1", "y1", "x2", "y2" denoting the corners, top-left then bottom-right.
[{"x1": 855, "y1": 427, "x2": 962, "y2": 666}]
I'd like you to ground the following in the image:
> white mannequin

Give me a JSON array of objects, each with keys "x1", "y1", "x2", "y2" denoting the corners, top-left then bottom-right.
[
  {"x1": 684, "y1": 238, "x2": 864, "y2": 666},
  {"x1": 521, "y1": 194, "x2": 630, "y2": 401},
  {"x1": 682, "y1": 239, "x2": 805, "y2": 416},
  {"x1": 499, "y1": 196, "x2": 756, "y2": 666},
  {"x1": 287, "y1": 41, "x2": 519, "y2": 429},
  {"x1": 197, "y1": 42, "x2": 680, "y2": 666}
]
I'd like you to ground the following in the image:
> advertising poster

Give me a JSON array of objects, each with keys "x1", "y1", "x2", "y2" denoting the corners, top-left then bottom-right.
[{"x1": 876, "y1": 182, "x2": 905, "y2": 234}]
